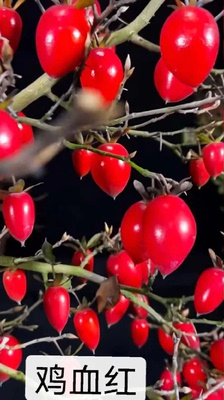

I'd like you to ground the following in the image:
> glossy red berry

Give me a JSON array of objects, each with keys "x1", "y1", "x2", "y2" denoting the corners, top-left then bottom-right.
[
  {"x1": 142, "y1": 195, "x2": 197, "y2": 276},
  {"x1": 0, "y1": 7, "x2": 22, "y2": 55},
  {"x1": 158, "y1": 328, "x2": 174, "y2": 355},
  {"x1": 0, "y1": 335, "x2": 22, "y2": 383},
  {"x1": 91, "y1": 143, "x2": 131, "y2": 198},
  {"x1": 194, "y1": 268, "x2": 224, "y2": 315},
  {"x1": 173, "y1": 322, "x2": 200, "y2": 350},
  {"x1": 80, "y1": 48, "x2": 124, "y2": 103},
  {"x1": 106, "y1": 250, "x2": 142, "y2": 288},
  {"x1": 160, "y1": 6, "x2": 219, "y2": 87},
  {"x1": 215, "y1": 379, "x2": 224, "y2": 400},
  {"x1": 154, "y1": 57, "x2": 194, "y2": 103},
  {"x1": 72, "y1": 149, "x2": 93, "y2": 178},
  {"x1": 202, "y1": 143, "x2": 224, "y2": 178},
  {"x1": 3, "y1": 269, "x2": 27, "y2": 303},
  {"x1": 136, "y1": 259, "x2": 156, "y2": 285},
  {"x1": 131, "y1": 319, "x2": 149, "y2": 348},
  {"x1": 16, "y1": 112, "x2": 34, "y2": 145},
  {"x1": 120, "y1": 201, "x2": 150, "y2": 264},
  {"x1": 0, "y1": 110, "x2": 22, "y2": 160},
  {"x1": 183, "y1": 357, "x2": 207, "y2": 391},
  {"x1": 131, "y1": 294, "x2": 149, "y2": 319},
  {"x1": 159, "y1": 369, "x2": 182, "y2": 390},
  {"x1": 189, "y1": 158, "x2": 210, "y2": 188},
  {"x1": 36, "y1": 5, "x2": 90, "y2": 78},
  {"x1": 72, "y1": 249, "x2": 94, "y2": 283},
  {"x1": 105, "y1": 294, "x2": 130, "y2": 327},
  {"x1": 73, "y1": 308, "x2": 100, "y2": 352},
  {"x1": 207, "y1": 394, "x2": 221, "y2": 400},
  {"x1": 210, "y1": 339, "x2": 224, "y2": 372},
  {"x1": 43, "y1": 286, "x2": 70, "y2": 334},
  {"x1": 2, "y1": 192, "x2": 35, "y2": 245}
]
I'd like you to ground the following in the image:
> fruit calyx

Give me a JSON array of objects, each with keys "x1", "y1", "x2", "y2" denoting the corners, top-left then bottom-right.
[{"x1": 133, "y1": 175, "x2": 193, "y2": 202}]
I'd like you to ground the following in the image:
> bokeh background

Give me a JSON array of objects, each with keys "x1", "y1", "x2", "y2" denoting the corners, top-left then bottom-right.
[{"x1": 0, "y1": 0, "x2": 223, "y2": 398}]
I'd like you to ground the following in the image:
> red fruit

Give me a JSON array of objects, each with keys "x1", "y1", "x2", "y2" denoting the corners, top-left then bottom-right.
[
  {"x1": 194, "y1": 268, "x2": 224, "y2": 315},
  {"x1": 142, "y1": 195, "x2": 197, "y2": 276},
  {"x1": 0, "y1": 7, "x2": 22, "y2": 55},
  {"x1": 189, "y1": 158, "x2": 210, "y2": 188},
  {"x1": 120, "y1": 201, "x2": 150, "y2": 264},
  {"x1": 36, "y1": 5, "x2": 90, "y2": 78},
  {"x1": 131, "y1": 294, "x2": 149, "y2": 319},
  {"x1": 80, "y1": 48, "x2": 124, "y2": 103},
  {"x1": 105, "y1": 294, "x2": 130, "y2": 327},
  {"x1": 16, "y1": 112, "x2": 34, "y2": 145},
  {"x1": 73, "y1": 308, "x2": 100, "y2": 352},
  {"x1": 183, "y1": 357, "x2": 207, "y2": 391},
  {"x1": 210, "y1": 339, "x2": 224, "y2": 372},
  {"x1": 91, "y1": 143, "x2": 131, "y2": 198},
  {"x1": 0, "y1": 110, "x2": 22, "y2": 160},
  {"x1": 3, "y1": 269, "x2": 27, "y2": 303},
  {"x1": 158, "y1": 328, "x2": 174, "y2": 355},
  {"x1": 0, "y1": 335, "x2": 22, "y2": 383},
  {"x1": 43, "y1": 286, "x2": 70, "y2": 334},
  {"x1": 174, "y1": 322, "x2": 200, "y2": 350},
  {"x1": 136, "y1": 259, "x2": 156, "y2": 285},
  {"x1": 154, "y1": 57, "x2": 194, "y2": 103},
  {"x1": 72, "y1": 149, "x2": 93, "y2": 178},
  {"x1": 159, "y1": 369, "x2": 182, "y2": 391},
  {"x1": 72, "y1": 249, "x2": 94, "y2": 282},
  {"x1": 207, "y1": 395, "x2": 221, "y2": 400},
  {"x1": 131, "y1": 319, "x2": 149, "y2": 348},
  {"x1": 215, "y1": 379, "x2": 224, "y2": 400},
  {"x1": 190, "y1": 389, "x2": 204, "y2": 399},
  {"x1": 160, "y1": 7, "x2": 219, "y2": 87},
  {"x1": 106, "y1": 250, "x2": 142, "y2": 288},
  {"x1": 202, "y1": 143, "x2": 224, "y2": 178},
  {"x1": 72, "y1": 0, "x2": 101, "y2": 26},
  {"x1": 2, "y1": 192, "x2": 35, "y2": 245}
]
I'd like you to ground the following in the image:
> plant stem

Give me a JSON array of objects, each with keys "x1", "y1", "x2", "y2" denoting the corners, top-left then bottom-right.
[{"x1": 0, "y1": 364, "x2": 25, "y2": 382}]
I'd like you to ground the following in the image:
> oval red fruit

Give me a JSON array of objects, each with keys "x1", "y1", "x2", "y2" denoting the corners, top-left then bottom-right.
[
  {"x1": 154, "y1": 57, "x2": 194, "y2": 103},
  {"x1": 91, "y1": 143, "x2": 131, "y2": 198},
  {"x1": 142, "y1": 195, "x2": 197, "y2": 276},
  {"x1": 131, "y1": 294, "x2": 149, "y2": 319},
  {"x1": 189, "y1": 158, "x2": 210, "y2": 188},
  {"x1": 3, "y1": 269, "x2": 27, "y2": 303},
  {"x1": 210, "y1": 339, "x2": 224, "y2": 372},
  {"x1": 107, "y1": 250, "x2": 142, "y2": 288},
  {"x1": 0, "y1": 110, "x2": 22, "y2": 160},
  {"x1": 0, "y1": 7, "x2": 22, "y2": 54},
  {"x1": 80, "y1": 48, "x2": 124, "y2": 103},
  {"x1": 0, "y1": 335, "x2": 22, "y2": 383},
  {"x1": 136, "y1": 259, "x2": 156, "y2": 285},
  {"x1": 202, "y1": 143, "x2": 224, "y2": 178},
  {"x1": 158, "y1": 328, "x2": 174, "y2": 355},
  {"x1": 194, "y1": 268, "x2": 224, "y2": 315},
  {"x1": 160, "y1": 6, "x2": 220, "y2": 87},
  {"x1": 173, "y1": 322, "x2": 200, "y2": 350},
  {"x1": 72, "y1": 249, "x2": 94, "y2": 283},
  {"x1": 16, "y1": 112, "x2": 34, "y2": 145},
  {"x1": 36, "y1": 5, "x2": 89, "y2": 78},
  {"x1": 73, "y1": 308, "x2": 100, "y2": 352},
  {"x1": 120, "y1": 201, "x2": 150, "y2": 264},
  {"x1": 105, "y1": 294, "x2": 130, "y2": 327},
  {"x1": 183, "y1": 357, "x2": 207, "y2": 391},
  {"x1": 72, "y1": 149, "x2": 93, "y2": 178},
  {"x1": 2, "y1": 192, "x2": 35, "y2": 245},
  {"x1": 43, "y1": 286, "x2": 70, "y2": 334},
  {"x1": 159, "y1": 369, "x2": 182, "y2": 390},
  {"x1": 131, "y1": 319, "x2": 149, "y2": 348}
]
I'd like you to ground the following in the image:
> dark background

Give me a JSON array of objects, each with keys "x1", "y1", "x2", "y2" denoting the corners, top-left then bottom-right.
[{"x1": 0, "y1": 0, "x2": 223, "y2": 398}]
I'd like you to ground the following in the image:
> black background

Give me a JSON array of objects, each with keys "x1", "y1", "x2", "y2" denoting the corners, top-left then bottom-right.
[{"x1": 0, "y1": 0, "x2": 223, "y2": 398}]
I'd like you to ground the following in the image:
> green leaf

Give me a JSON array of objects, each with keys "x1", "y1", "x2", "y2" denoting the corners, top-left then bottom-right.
[
  {"x1": 87, "y1": 232, "x2": 102, "y2": 249},
  {"x1": 146, "y1": 389, "x2": 163, "y2": 400},
  {"x1": 41, "y1": 239, "x2": 56, "y2": 264}
]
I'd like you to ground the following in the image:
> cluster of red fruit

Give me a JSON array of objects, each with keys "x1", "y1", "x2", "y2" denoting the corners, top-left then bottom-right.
[
  {"x1": 190, "y1": 142, "x2": 224, "y2": 189},
  {"x1": 35, "y1": 1, "x2": 124, "y2": 103},
  {"x1": 154, "y1": 6, "x2": 219, "y2": 103}
]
